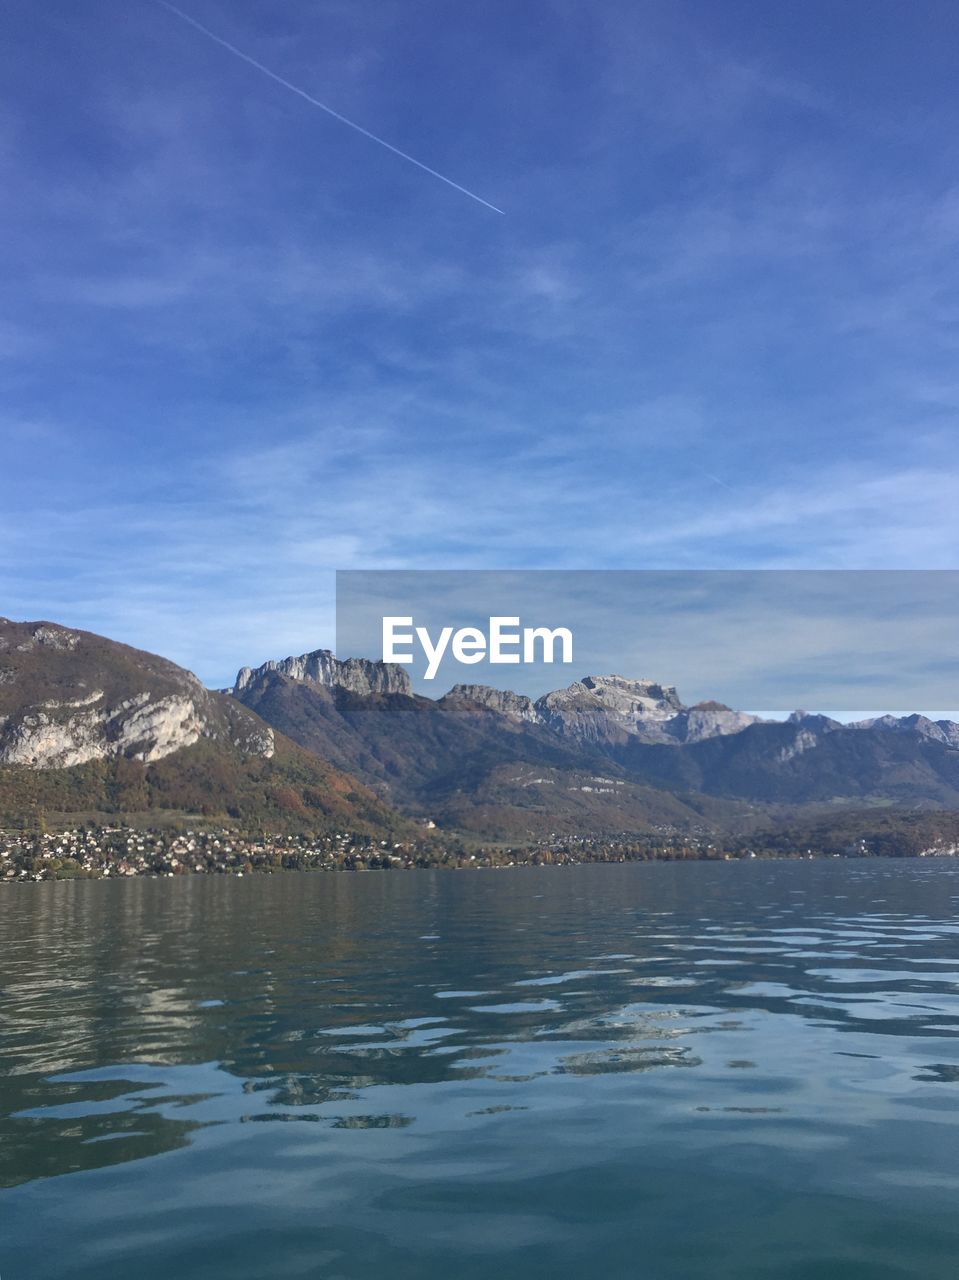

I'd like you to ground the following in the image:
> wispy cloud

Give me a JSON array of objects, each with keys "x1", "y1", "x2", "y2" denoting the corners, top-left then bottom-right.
[
  {"x1": 3, "y1": 1, "x2": 959, "y2": 681},
  {"x1": 5, "y1": 394, "x2": 958, "y2": 683}
]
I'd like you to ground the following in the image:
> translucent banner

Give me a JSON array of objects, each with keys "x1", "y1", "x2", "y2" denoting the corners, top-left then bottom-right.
[{"x1": 336, "y1": 570, "x2": 959, "y2": 717}]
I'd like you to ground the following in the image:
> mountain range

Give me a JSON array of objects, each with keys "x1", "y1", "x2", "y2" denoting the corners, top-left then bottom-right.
[
  {"x1": 229, "y1": 647, "x2": 959, "y2": 834},
  {"x1": 3, "y1": 617, "x2": 959, "y2": 840}
]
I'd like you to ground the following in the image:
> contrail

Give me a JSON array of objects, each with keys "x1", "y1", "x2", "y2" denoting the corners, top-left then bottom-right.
[
  {"x1": 700, "y1": 469, "x2": 734, "y2": 491},
  {"x1": 152, "y1": 0, "x2": 505, "y2": 214}
]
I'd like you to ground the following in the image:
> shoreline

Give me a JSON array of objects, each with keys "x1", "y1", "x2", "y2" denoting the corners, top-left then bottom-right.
[
  {"x1": 4, "y1": 846, "x2": 956, "y2": 884},
  {"x1": 6, "y1": 817, "x2": 958, "y2": 882}
]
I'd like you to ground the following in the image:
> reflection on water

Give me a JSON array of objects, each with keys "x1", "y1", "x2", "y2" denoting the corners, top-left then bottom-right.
[{"x1": 2, "y1": 861, "x2": 959, "y2": 1279}]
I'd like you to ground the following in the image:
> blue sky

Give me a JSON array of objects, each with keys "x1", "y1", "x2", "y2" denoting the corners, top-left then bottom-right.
[{"x1": 4, "y1": 0, "x2": 959, "y2": 686}]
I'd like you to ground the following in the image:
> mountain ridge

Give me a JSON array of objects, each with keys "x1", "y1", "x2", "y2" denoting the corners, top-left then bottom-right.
[
  {"x1": 229, "y1": 645, "x2": 959, "y2": 832},
  {"x1": 232, "y1": 649, "x2": 767, "y2": 746},
  {"x1": 5, "y1": 620, "x2": 959, "y2": 842}
]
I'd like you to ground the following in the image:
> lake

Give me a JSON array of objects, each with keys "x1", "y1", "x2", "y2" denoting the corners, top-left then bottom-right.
[{"x1": 2, "y1": 860, "x2": 959, "y2": 1279}]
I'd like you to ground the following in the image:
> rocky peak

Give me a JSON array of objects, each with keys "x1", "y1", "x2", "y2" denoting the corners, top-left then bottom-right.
[
  {"x1": 670, "y1": 702, "x2": 764, "y2": 743},
  {"x1": 774, "y1": 711, "x2": 844, "y2": 764},
  {"x1": 534, "y1": 674, "x2": 687, "y2": 744},
  {"x1": 579, "y1": 675, "x2": 684, "y2": 718},
  {"x1": 441, "y1": 684, "x2": 539, "y2": 723},
  {"x1": 787, "y1": 711, "x2": 843, "y2": 731},
  {"x1": 849, "y1": 713, "x2": 959, "y2": 746},
  {"x1": 233, "y1": 649, "x2": 412, "y2": 698}
]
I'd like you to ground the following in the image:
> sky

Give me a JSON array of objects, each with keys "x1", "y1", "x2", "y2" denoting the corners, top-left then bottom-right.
[{"x1": 3, "y1": 0, "x2": 959, "y2": 688}]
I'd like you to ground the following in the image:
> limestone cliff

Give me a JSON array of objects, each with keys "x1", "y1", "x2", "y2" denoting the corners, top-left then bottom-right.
[
  {"x1": 534, "y1": 675, "x2": 685, "y2": 744},
  {"x1": 0, "y1": 619, "x2": 274, "y2": 768},
  {"x1": 234, "y1": 649, "x2": 412, "y2": 698},
  {"x1": 440, "y1": 684, "x2": 539, "y2": 723}
]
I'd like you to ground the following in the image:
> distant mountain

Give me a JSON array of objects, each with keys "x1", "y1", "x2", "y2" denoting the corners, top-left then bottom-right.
[
  {"x1": 234, "y1": 654, "x2": 763, "y2": 746},
  {"x1": 441, "y1": 684, "x2": 540, "y2": 724},
  {"x1": 847, "y1": 713, "x2": 959, "y2": 748},
  {"x1": 0, "y1": 621, "x2": 408, "y2": 834},
  {"x1": 231, "y1": 647, "x2": 959, "y2": 831},
  {"x1": 230, "y1": 661, "x2": 609, "y2": 807},
  {"x1": 230, "y1": 665, "x2": 747, "y2": 837},
  {"x1": 611, "y1": 712, "x2": 959, "y2": 807},
  {"x1": 534, "y1": 675, "x2": 686, "y2": 744},
  {"x1": 437, "y1": 673, "x2": 761, "y2": 744},
  {"x1": 532, "y1": 677, "x2": 763, "y2": 744}
]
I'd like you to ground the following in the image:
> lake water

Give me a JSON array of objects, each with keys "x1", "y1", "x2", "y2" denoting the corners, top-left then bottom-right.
[{"x1": 2, "y1": 860, "x2": 959, "y2": 1279}]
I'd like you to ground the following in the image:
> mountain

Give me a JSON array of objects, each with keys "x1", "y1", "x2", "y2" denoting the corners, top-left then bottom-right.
[
  {"x1": 439, "y1": 674, "x2": 762, "y2": 745},
  {"x1": 233, "y1": 654, "x2": 763, "y2": 748},
  {"x1": 1, "y1": 618, "x2": 273, "y2": 767},
  {"x1": 230, "y1": 665, "x2": 746, "y2": 837},
  {"x1": 227, "y1": 651, "x2": 763, "y2": 834},
  {"x1": 439, "y1": 674, "x2": 761, "y2": 744},
  {"x1": 230, "y1": 662, "x2": 611, "y2": 809},
  {"x1": 848, "y1": 713, "x2": 959, "y2": 748},
  {"x1": 611, "y1": 712, "x2": 959, "y2": 807},
  {"x1": 534, "y1": 675, "x2": 686, "y2": 744},
  {"x1": 232, "y1": 647, "x2": 959, "y2": 832},
  {"x1": 0, "y1": 621, "x2": 407, "y2": 835},
  {"x1": 669, "y1": 701, "x2": 766, "y2": 744}
]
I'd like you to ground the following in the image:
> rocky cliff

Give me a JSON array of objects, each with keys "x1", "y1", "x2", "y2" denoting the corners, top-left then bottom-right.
[
  {"x1": 669, "y1": 701, "x2": 766, "y2": 743},
  {"x1": 0, "y1": 619, "x2": 274, "y2": 768},
  {"x1": 234, "y1": 649, "x2": 412, "y2": 699},
  {"x1": 535, "y1": 675, "x2": 686, "y2": 743},
  {"x1": 440, "y1": 684, "x2": 540, "y2": 723}
]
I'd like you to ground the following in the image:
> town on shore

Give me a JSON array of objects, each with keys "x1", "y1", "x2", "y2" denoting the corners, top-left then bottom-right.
[{"x1": 3, "y1": 823, "x2": 958, "y2": 882}]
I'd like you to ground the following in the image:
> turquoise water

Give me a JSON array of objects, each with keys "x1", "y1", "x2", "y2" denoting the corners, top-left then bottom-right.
[{"x1": 2, "y1": 860, "x2": 959, "y2": 1279}]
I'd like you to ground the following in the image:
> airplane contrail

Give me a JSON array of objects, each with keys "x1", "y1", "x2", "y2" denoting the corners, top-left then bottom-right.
[
  {"x1": 152, "y1": 0, "x2": 505, "y2": 215},
  {"x1": 700, "y1": 469, "x2": 734, "y2": 490}
]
